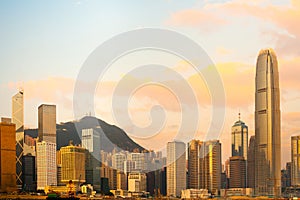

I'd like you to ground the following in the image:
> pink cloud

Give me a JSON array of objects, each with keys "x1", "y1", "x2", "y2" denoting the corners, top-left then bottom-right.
[{"x1": 165, "y1": 8, "x2": 227, "y2": 32}]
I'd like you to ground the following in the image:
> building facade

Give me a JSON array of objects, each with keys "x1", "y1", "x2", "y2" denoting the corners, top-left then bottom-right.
[
  {"x1": 255, "y1": 48, "x2": 281, "y2": 196},
  {"x1": 60, "y1": 144, "x2": 86, "y2": 184},
  {"x1": 188, "y1": 140, "x2": 202, "y2": 189},
  {"x1": 22, "y1": 155, "x2": 36, "y2": 191},
  {"x1": 231, "y1": 114, "x2": 248, "y2": 159},
  {"x1": 12, "y1": 91, "x2": 24, "y2": 187},
  {"x1": 229, "y1": 156, "x2": 246, "y2": 188},
  {"x1": 291, "y1": 136, "x2": 300, "y2": 186},
  {"x1": 38, "y1": 104, "x2": 56, "y2": 143},
  {"x1": 199, "y1": 140, "x2": 222, "y2": 195},
  {"x1": 0, "y1": 120, "x2": 16, "y2": 192},
  {"x1": 82, "y1": 128, "x2": 101, "y2": 192},
  {"x1": 36, "y1": 141, "x2": 57, "y2": 190},
  {"x1": 167, "y1": 141, "x2": 186, "y2": 197},
  {"x1": 247, "y1": 135, "x2": 256, "y2": 188},
  {"x1": 128, "y1": 172, "x2": 146, "y2": 192}
]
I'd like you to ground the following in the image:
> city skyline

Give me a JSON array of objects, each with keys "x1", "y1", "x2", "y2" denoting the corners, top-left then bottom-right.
[{"x1": 0, "y1": 0, "x2": 300, "y2": 168}]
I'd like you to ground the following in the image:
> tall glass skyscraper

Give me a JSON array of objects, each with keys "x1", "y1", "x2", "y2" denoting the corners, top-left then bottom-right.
[
  {"x1": 231, "y1": 113, "x2": 248, "y2": 159},
  {"x1": 12, "y1": 90, "x2": 24, "y2": 188},
  {"x1": 255, "y1": 48, "x2": 281, "y2": 196}
]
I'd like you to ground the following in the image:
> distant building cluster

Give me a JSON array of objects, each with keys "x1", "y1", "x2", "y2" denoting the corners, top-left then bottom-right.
[{"x1": 0, "y1": 49, "x2": 299, "y2": 198}]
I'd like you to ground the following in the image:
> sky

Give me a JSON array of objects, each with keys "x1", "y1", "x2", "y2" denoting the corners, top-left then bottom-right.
[{"x1": 0, "y1": 0, "x2": 300, "y2": 167}]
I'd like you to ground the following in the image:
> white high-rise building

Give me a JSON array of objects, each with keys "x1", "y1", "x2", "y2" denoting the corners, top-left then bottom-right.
[
  {"x1": 128, "y1": 153, "x2": 145, "y2": 171},
  {"x1": 167, "y1": 141, "x2": 186, "y2": 197},
  {"x1": 82, "y1": 128, "x2": 93, "y2": 152},
  {"x1": 37, "y1": 141, "x2": 57, "y2": 190},
  {"x1": 124, "y1": 160, "x2": 136, "y2": 173},
  {"x1": 112, "y1": 153, "x2": 126, "y2": 171}
]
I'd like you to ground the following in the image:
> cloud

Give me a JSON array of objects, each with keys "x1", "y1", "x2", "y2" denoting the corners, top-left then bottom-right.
[{"x1": 165, "y1": 8, "x2": 227, "y2": 32}]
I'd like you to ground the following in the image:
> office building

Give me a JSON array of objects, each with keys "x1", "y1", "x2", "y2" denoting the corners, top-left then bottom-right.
[
  {"x1": 36, "y1": 141, "x2": 57, "y2": 190},
  {"x1": 247, "y1": 136, "x2": 256, "y2": 188},
  {"x1": 60, "y1": 144, "x2": 86, "y2": 185},
  {"x1": 0, "y1": 120, "x2": 16, "y2": 192},
  {"x1": 22, "y1": 155, "x2": 36, "y2": 191},
  {"x1": 167, "y1": 141, "x2": 186, "y2": 197},
  {"x1": 38, "y1": 104, "x2": 56, "y2": 143},
  {"x1": 117, "y1": 171, "x2": 127, "y2": 190},
  {"x1": 199, "y1": 140, "x2": 222, "y2": 195},
  {"x1": 232, "y1": 113, "x2": 248, "y2": 159},
  {"x1": 229, "y1": 156, "x2": 246, "y2": 188},
  {"x1": 82, "y1": 128, "x2": 101, "y2": 192},
  {"x1": 255, "y1": 48, "x2": 281, "y2": 196},
  {"x1": 292, "y1": 136, "x2": 300, "y2": 186},
  {"x1": 128, "y1": 172, "x2": 147, "y2": 192},
  {"x1": 188, "y1": 139, "x2": 202, "y2": 189},
  {"x1": 187, "y1": 139, "x2": 222, "y2": 195},
  {"x1": 12, "y1": 90, "x2": 24, "y2": 187}
]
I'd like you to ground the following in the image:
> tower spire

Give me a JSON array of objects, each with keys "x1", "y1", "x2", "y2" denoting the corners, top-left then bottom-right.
[{"x1": 238, "y1": 110, "x2": 241, "y2": 121}]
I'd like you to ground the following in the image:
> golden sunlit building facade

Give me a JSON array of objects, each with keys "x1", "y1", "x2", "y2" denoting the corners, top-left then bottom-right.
[
  {"x1": 60, "y1": 144, "x2": 86, "y2": 184},
  {"x1": 0, "y1": 119, "x2": 16, "y2": 192},
  {"x1": 255, "y1": 49, "x2": 281, "y2": 196}
]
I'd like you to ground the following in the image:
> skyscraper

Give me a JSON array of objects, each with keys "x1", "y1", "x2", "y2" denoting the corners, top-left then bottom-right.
[
  {"x1": 82, "y1": 128, "x2": 101, "y2": 192},
  {"x1": 229, "y1": 156, "x2": 246, "y2": 188},
  {"x1": 231, "y1": 113, "x2": 248, "y2": 159},
  {"x1": 12, "y1": 90, "x2": 24, "y2": 187},
  {"x1": 167, "y1": 141, "x2": 186, "y2": 197},
  {"x1": 188, "y1": 139, "x2": 202, "y2": 189},
  {"x1": 199, "y1": 140, "x2": 222, "y2": 195},
  {"x1": 38, "y1": 104, "x2": 56, "y2": 143},
  {"x1": 231, "y1": 113, "x2": 248, "y2": 188},
  {"x1": 36, "y1": 141, "x2": 57, "y2": 190},
  {"x1": 255, "y1": 48, "x2": 281, "y2": 196},
  {"x1": 0, "y1": 119, "x2": 16, "y2": 192},
  {"x1": 291, "y1": 136, "x2": 300, "y2": 186},
  {"x1": 187, "y1": 140, "x2": 222, "y2": 194},
  {"x1": 247, "y1": 135, "x2": 256, "y2": 188},
  {"x1": 37, "y1": 104, "x2": 57, "y2": 190},
  {"x1": 60, "y1": 144, "x2": 86, "y2": 185}
]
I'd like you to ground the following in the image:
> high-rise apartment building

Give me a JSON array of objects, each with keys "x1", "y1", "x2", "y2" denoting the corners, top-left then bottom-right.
[
  {"x1": 12, "y1": 90, "x2": 24, "y2": 187},
  {"x1": 229, "y1": 156, "x2": 246, "y2": 188},
  {"x1": 255, "y1": 48, "x2": 281, "y2": 196},
  {"x1": 112, "y1": 153, "x2": 126, "y2": 172},
  {"x1": 167, "y1": 141, "x2": 186, "y2": 197},
  {"x1": 38, "y1": 104, "x2": 56, "y2": 143},
  {"x1": 60, "y1": 144, "x2": 86, "y2": 185},
  {"x1": 0, "y1": 119, "x2": 16, "y2": 192},
  {"x1": 36, "y1": 141, "x2": 57, "y2": 190},
  {"x1": 128, "y1": 153, "x2": 145, "y2": 171},
  {"x1": 291, "y1": 136, "x2": 300, "y2": 186}
]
